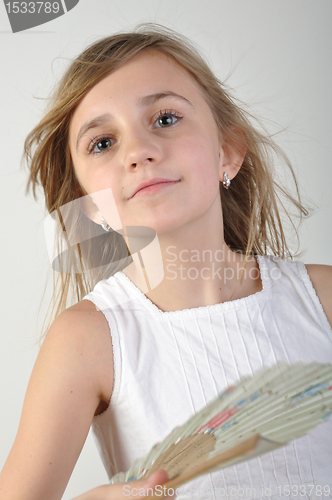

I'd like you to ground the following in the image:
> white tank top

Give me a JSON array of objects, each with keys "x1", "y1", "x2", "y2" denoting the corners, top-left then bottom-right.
[{"x1": 84, "y1": 255, "x2": 332, "y2": 500}]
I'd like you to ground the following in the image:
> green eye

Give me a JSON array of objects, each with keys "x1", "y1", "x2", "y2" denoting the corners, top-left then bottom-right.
[
  {"x1": 90, "y1": 137, "x2": 114, "y2": 154},
  {"x1": 95, "y1": 138, "x2": 111, "y2": 152},
  {"x1": 157, "y1": 115, "x2": 175, "y2": 127},
  {"x1": 155, "y1": 111, "x2": 181, "y2": 128}
]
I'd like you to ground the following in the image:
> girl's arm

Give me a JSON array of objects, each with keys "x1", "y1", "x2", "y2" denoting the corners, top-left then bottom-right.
[
  {"x1": 0, "y1": 300, "x2": 114, "y2": 500},
  {"x1": 305, "y1": 264, "x2": 332, "y2": 327}
]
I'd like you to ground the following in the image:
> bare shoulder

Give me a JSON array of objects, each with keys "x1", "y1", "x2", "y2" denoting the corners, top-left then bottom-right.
[
  {"x1": 53, "y1": 298, "x2": 110, "y2": 343},
  {"x1": 305, "y1": 264, "x2": 332, "y2": 328},
  {"x1": 50, "y1": 299, "x2": 111, "y2": 346}
]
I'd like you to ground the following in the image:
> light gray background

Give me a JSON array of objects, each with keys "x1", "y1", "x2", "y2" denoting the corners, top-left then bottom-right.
[{"x1": 0, "y1": 1, "x2": 331, "y2": 499}]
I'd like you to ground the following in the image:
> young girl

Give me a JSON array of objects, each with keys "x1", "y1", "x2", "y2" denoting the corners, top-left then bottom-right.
[{"x1": 0, "y1": 24, "x2": 331, "y2": 500}]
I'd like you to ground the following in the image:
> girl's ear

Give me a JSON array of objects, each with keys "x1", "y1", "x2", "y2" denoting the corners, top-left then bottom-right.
[
  {"x1": 73, "y1": 180, "x2": 103, "y2": 225},
  {"x1": 218, "y1": 130, "x2": 246, "y2": 182},
  {"x1": 79, "y1": 194, "x2": 102, "y2": 224},
  {"x1": 78, "y1": 188, "x2": 123, "y2": 230}
]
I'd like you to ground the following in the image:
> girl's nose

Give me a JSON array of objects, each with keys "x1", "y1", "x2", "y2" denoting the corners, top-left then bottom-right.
[{"x1": 121, "y1": 130, "x2": 162, "y2": 169}]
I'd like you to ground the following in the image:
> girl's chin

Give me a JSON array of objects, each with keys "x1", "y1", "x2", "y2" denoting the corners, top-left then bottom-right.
[{"x1": 121, "y1": 217, "x2": 185, "y2": 235}]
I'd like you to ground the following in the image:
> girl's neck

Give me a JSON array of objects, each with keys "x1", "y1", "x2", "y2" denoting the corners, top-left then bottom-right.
[{"x1": 122, "y1": 227, "x2": 262, "y2": 312}]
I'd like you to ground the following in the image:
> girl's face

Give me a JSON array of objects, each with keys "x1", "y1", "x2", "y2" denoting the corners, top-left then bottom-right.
[{"x1": 69, "y1": 50, "x2": 232, "y2": 235}]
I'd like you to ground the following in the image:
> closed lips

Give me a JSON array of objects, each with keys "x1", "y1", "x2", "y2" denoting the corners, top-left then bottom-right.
[{"x1": 130, "y1": 178, "x2": 180, "y2": 198}]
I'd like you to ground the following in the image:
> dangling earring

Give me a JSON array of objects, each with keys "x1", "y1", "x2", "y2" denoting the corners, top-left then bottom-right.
[
  {"x1": 100, "y1": 216, "x2": 112, "y2": 232},
  {"x1": 223, "y1": 171, "x2": 231, "y2": 189}
]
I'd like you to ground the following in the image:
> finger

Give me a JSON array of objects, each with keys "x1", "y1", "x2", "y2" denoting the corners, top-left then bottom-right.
[
  {"x1": 143, "y1": 470, "x2": 177, "y2": 498},
  {"x1": 117, "y1": 469, "x2": 170, "y2": 498}
]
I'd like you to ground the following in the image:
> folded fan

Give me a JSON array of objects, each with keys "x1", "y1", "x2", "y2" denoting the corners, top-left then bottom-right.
[{"x1": 110, "y1": 363, "x2": 332, "y2": 495}]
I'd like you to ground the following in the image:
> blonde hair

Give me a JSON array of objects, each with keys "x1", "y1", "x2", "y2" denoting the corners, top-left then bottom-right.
[{"x1": 24, "y1": 24, "x2": 308, "y2": 329}]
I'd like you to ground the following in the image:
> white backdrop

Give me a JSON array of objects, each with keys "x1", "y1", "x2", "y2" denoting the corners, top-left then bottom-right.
[{"x1": 0, "y1": 1, "x2": 331, "y2": 499}]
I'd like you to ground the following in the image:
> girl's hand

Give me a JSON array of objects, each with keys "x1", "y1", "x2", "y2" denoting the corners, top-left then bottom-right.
[{"x1": 72, "y1": 469, "x2": 176, "y2": 499}]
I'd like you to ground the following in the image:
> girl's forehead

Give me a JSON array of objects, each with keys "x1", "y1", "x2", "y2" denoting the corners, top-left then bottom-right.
[
  {"x1": 76, "y1": 51, "x2": 200, "y2": 110},
  {"x1": 105, "y1": 49, "x2": 193, "y2": 85}
]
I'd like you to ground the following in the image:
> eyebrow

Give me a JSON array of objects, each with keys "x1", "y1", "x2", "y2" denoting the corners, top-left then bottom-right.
[
  {"x1": 75, "y1": 91, "x2": 193, "y2": 151},
  {"x1": 138, "y1": 91, "x2": 193, "y2": 108}
]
